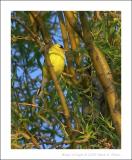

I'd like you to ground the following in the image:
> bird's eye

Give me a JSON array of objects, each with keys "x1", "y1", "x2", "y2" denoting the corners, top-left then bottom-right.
[{"x1": 59, "y1": 45, "x2": 64, "y2": 49}]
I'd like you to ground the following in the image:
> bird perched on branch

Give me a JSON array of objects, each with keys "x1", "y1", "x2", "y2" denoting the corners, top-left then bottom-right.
[
  {"x1": 37, "y1": 44, "x2": 65, "y2": 96},
  {"x1": 43, "y1": 44, "x2": 65, "y2": 79},
  {"x1": 39, "y1": 44, "x2": 65, "y2": 91}
]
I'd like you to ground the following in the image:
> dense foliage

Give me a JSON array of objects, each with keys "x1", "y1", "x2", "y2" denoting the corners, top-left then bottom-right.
[{"x1": 11, "y1": 11, "x2": 121, "y2": 149}]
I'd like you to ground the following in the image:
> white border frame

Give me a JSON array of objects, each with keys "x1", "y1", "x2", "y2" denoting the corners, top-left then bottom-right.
[{"x1": 1, "y1": 1, "x2": 131, "y2": 159}]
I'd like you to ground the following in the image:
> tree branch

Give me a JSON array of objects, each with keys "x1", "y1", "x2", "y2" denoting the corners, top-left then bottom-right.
[{"x1": 65, "y1": 11, "x2": 121, "y2": 136}]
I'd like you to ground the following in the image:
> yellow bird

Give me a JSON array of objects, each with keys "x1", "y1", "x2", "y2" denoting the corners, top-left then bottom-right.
[{"x1": 43, "y1": 44, "x2": 65, "y2": 81}]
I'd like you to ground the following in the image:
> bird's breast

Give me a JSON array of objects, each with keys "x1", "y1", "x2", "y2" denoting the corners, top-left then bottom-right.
[{"x1": 49, "y1": 54, "x2": 65, "y2": 76}]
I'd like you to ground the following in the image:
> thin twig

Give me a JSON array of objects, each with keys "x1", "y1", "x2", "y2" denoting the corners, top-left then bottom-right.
[
  {"x1": 18, "y1": 102, "x2": 37, "y2": 108},
  {"x1": 11, "y1": 16, "x2": 42, "y2": 47}
]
